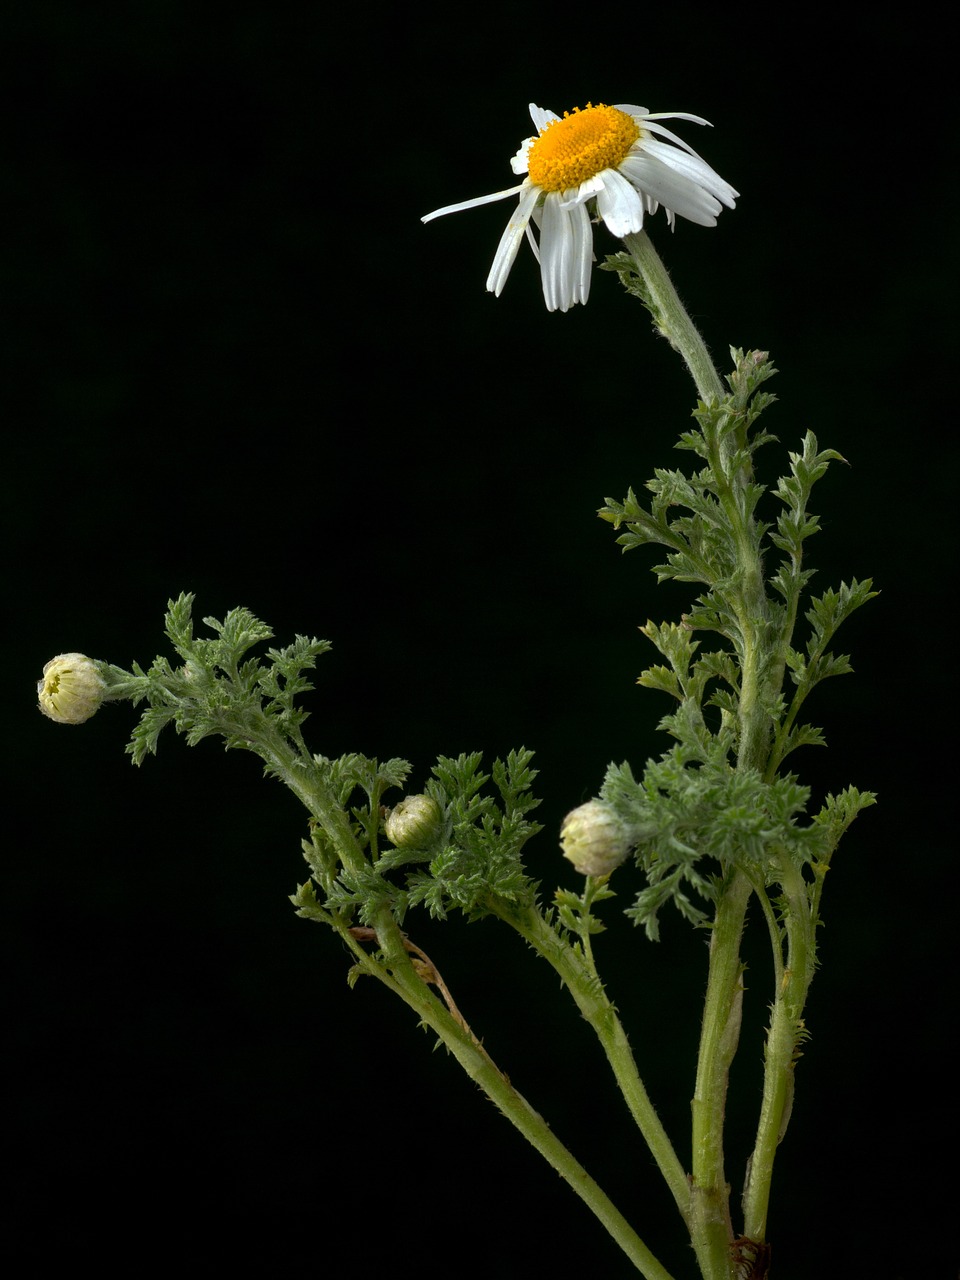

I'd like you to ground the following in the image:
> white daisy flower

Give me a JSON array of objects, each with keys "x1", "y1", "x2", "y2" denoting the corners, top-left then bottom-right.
[{"x1": 422, "y1": 102, "x2": 738, "y2": 313}]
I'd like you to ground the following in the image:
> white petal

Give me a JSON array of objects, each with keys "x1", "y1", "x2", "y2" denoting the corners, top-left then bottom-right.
[
  {"x1": 557, "y1": 174, "x2": 603, "y2": 209},
  {"x1": 486, "y1": 184, "x2": 542, "y2": 296},
  {"x1": 539, "y1": 193, "x2": 593, "y2": 312},
  {"x1": 421, "y1": 184, "x2": 527, "y2": 223},
  {"x1": 618, "y1": 153, "x2": 723, "y2": 226},
  {"x1": 511, "y1": 136, "x2": 536, "y2": 175},
  {"x1": 524, "y1": 218, "x2": 541, "y2": 264},
  {"x1": 641, "y1": 110, "x2": 712, "y2": 128},
  {"x1": 638, "y1": 138, "x2": 739, "y2": 206},
  {"x1": 529, "y1": 103, "x2": 559, "y2": 133},
  {"x1": 594, "y1": 168, "x2": 646, "y2": 237},
  {"x1": 637, "y1": 117, "x2": 713, "y2": 161},
  {"x1": 614, "y1": 103, "x2": 649, "y2": 117}
]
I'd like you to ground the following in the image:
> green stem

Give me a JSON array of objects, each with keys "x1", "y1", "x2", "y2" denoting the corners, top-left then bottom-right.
[
  {"x1": 622, "y1": 231, "x2": 725, "y2": 403},
  {"x1": 622, "y1": 235, "x2": 778, "y2": 766},
  {"x1": 263, "y1": 736, "x2": 671, "y2": 1276},
  {"x1": 741, "y1": 861, "x2": 814, "y2": 1242},
  {"x1": 355, "y1": 910, "x2": 676, "y2": 1280},
  {"x1": 226, "y1": 716, "x2": 370, "y2": 874},
  {"x1": 743, "y1": 997, "x2": 795, "y2": 1243},
  {"x1": 697, "y1": 415, "x2": 772, "y2": 778},
  {"x1": 503, "y1": 904, "x2": 692, "y2": 1224},
  {"x1": 689, "y1": 873, "x2": 750, "y2": 1280},
  {"x1": 624, "y1": 236, "x2": 783, "y2": 1280}
]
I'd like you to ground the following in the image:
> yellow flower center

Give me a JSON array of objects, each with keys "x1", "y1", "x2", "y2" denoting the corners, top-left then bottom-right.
[{"x1": 527, "y1": 104, "x2": 641, "y2": 193}]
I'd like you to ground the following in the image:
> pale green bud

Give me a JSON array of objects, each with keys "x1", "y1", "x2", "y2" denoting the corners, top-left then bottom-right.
[
  {"x1": 384, "y1": 795, "x2": 443, "y2": 848},
  {"x1": 560, "y1": 800, "x2": 632, "y2": 877},
  {"x1": 37, "y1": 653, "x2": 106, "y2": 725}
]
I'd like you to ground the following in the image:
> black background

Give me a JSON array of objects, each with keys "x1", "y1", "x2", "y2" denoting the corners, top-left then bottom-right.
[{"x1": 5, "y1": 4, "x2": 956, "y2": 1276}]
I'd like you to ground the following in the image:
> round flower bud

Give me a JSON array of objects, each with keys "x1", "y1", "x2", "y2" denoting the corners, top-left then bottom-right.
[
  {"x1": 37, "y1": 653, "x2": 106, "y2": 724},
  {"x1": 384, "y1": 795, "x2": 443, "y2": 848},
  {"x1": 560, "y1": 800, "x2": 632, "y2": 877}
]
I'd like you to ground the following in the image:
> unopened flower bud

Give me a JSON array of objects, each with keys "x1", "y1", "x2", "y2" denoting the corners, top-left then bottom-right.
[
  {"x1": 561, "y1": 800, "x2": 632, "y2": 877},
  {"x1": 37, "y1": 653, "x2": 106, "y2": 724},
  {"x1": 384, "y1": 795, "x2": 443, "y2": 848}
]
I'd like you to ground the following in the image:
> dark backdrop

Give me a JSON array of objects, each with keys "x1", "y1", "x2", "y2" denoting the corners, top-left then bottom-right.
[{"x1": 6, "y1": 5, "x2": 956, "y2": 1276}]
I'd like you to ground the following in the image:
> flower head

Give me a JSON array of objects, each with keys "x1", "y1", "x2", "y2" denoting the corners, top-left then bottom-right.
[
  {"x1": 37, "y1": 653, "x2": 106, "y2": 724},
  {"x1": 560, "y1": 800, "x2": 633, "y2": 877},
  {"x1": 384, "y1": 794, "x2": 444, "y2": 848},
  {"x1": 422, "y1": 102, "x2": 738, "y2": 312}
]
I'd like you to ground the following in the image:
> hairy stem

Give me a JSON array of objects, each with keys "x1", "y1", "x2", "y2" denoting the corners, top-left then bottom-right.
[
  {"x1": 622, "y1": 231, "x2": 725, "y2": 403},
  {"x1": 502, "y1": 903, "x2": 692, "y2": 1224},
  {"x1": 742, "y1": 860, "x2": 814, "y2": 1241},
  {"x1": 689, "y1": 873, "x2": 750, "y2": 1280},
  {"x1": 352, "y1": 909, "x2": 676, "y2": 1280}
]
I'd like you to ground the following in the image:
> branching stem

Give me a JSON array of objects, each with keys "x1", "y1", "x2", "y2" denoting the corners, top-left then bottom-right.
[{"x1": 345, "y1": 908, "x2": 677, "y2": 1280}]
